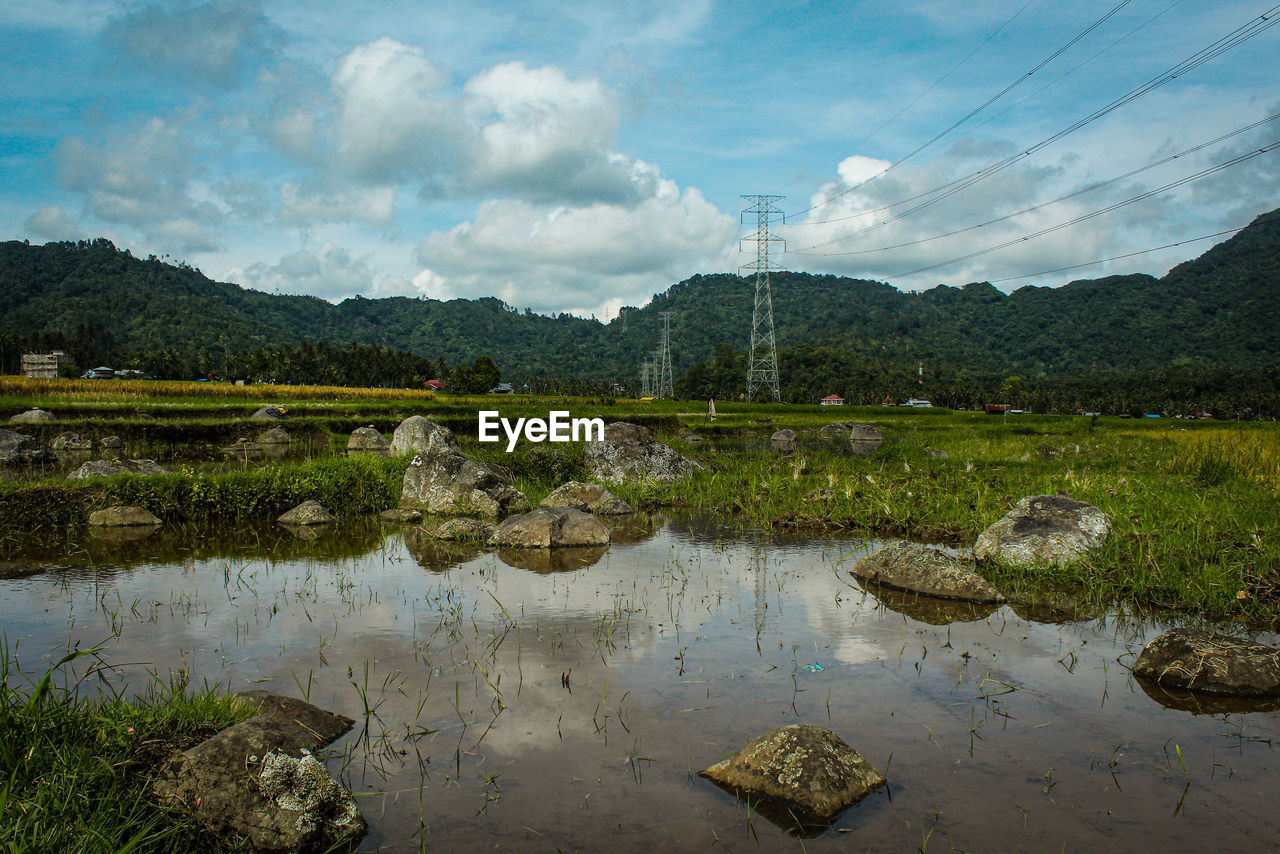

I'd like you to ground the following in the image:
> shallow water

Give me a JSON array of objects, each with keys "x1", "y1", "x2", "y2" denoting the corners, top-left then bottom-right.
[{"x1": 4, "y1": 515, "x2": 1280, "y2": 851}]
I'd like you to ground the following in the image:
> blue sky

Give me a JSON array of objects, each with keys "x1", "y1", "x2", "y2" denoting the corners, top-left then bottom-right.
[{"x1": 2, "y1": 0, "x2": 1277, "y2": 318}]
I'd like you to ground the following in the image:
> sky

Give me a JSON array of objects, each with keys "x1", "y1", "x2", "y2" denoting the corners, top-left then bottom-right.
[{"x1": 2, "y1": 0, "x2": 1278, "y2": 319}]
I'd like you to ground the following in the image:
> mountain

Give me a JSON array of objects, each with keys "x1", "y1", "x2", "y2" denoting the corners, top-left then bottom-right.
[{"x1": 1, "y1": 207, "x2": 1278, "y2": 384}]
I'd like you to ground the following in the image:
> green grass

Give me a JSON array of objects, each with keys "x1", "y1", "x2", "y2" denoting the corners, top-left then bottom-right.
[{"x1": 0, "y1": 642, "x2": 255, "y2": 853}]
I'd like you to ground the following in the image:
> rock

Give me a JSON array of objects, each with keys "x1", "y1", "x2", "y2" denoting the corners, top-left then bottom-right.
[
  {"x1": 769, "y1": 429, "x2": 796, "y2": 453},
  {"x1": 256, "y1": 426, "x2": 290, "y2": 444},
  {"x1": 489, "y1": 507, "x2": 611, "y2": 548},
  {"x1": 803, "y1": 488, "x2": 833, "y2": 503},
  {"x1": 399, "y1": 435, "x2": 528, "y2": 517},
  {"x1": 540, "y1": 481, "x2": 633, "y2": 515},
  {"x1": 403, "y1": 526, "x2": 485, "y2": 572},
  {"x1": 390, "y1": 415, "x2": 457, "y2": 455},
  {"x1": 222, "y1": 438, "x2": 265, "y2": 461},
  {"x1": 496, "y1": 546, "x2": 609, "y2": 573},
  {"x1": 583, "y1": 422, "x2": 699, "y2": 485},
  {"x1": 87, "y1": 505, "x2": 161, "y2": 527},
  {"x1": 848, "y1": 424, "x2": 883, "y2": 457},
  {"x1": 252, "y1": 405, "x2": 289, "y2": 420},
  {"x1": 819, "y1": 423, "x2": 847, "y2": 441},
  {"x1": 379, "y1": 508, "x2": 423, "y2": 524},
  {"x1": 1133, "y1": 627, "x2": 1280, "y2": 696},
  {"x1": 153, "y1": 691, "x2": 364, "y2": 853},
  {"x1": 431, "y1": 517, "x2": 497, "y2": 541},
  {"x1": 89, "y1": 525, "x2": 159, "y2": 544},
  {"x1": 8, "y1": 408, "x2": 56, "y2": 423},
  {"x1": 0, "y1": 561, "x2": 49, "y2": 580},
  {"x1": 66, "y1": 459, "x2": 169, "y2": 480},
  {"x1": 924, "y1": 445, "x2": 950, "y2": 459},
  {"x1": 700, "y1": 724, "x2": 886, "y2": 832},
  {"x1": 677, "y1": 431, "x2": 705, "y2": 445},
  {"x1": 850, "y1": 542, "x2": 1004, "y2": 603},
  {"x1": 99, "y1": 435, "x2": 123, "y2": 449},
  {"x1": 347, "y1": 426, "x2": 390, "y2": 454},
  {"x1": 0, "y1": 428, "x2": 55, "y2": 466},
  {"x1": 277, "y1": 500, "x2": 335, "y2": 526},
  {"x1": 974, "y1": 494, "x2": 1111, "y2": 565},
  {"x1": 51, "y1": 432, "x2": 92, "y2": 451}
]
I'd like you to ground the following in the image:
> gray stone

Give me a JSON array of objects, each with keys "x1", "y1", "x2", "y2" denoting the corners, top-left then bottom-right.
[
  {"x1": 851, "y1": 541, "x2": 1004, "y2": 603},
  {"x1": 432, "y1": 517, "x2": 497, "y2": 541},
  {"x1": 819, "y1": 423, "x2": 848, "y2": 441},
  {"x1": 390, "y1": 415, "x2": 457, "y2": 456},
  {"x1": 51, "y1": 432, "x2": 92, "y2": 451},
  {"x1": 489, "y1": 507, "x2": 611, "y2": 548},
  {"x1": 1133, "y1": 627, "x2": 1280, "y2": 697},
  {"x1": 347, "y1": 426, "x2": 390, "y2": 454},
  {"x1": 584, "y1": 422, "x2": 699, "y2": 485},
  {"x1": 88, "y1": 505, "x2": 161, "y2": 527},
  {"x1": 99, "y1": 435, "x2": 123, "y2": 449},
  {"x1": 66, "y1": 459, "x2": 169, "y2": 480},
  {"x1": 399, "y1": 434, "x2": 528, "y2": 517},
  {"x1": 252, "y1": 405, "x2": 290, "y2": 420},
  {"x1": 848, "y1": 424, "x2": 883, "y2": 457},
  {"x1": 540, "y1": 481, "x2": 632, "y2": 515},
  {"x1": 769, "y1": 429, "x2": 796, "y2": 453},
  {"x1": 700, "y1": 724, "x2": 886, "y2": 830},
  {"x1": 277, "y1": 500, "x2": 335, "y2": 526},
  {"x1": 925, "y1": 445, "x2": 950, "y2": 459},
  {"x1": 256, "y1": 426, "x2": 290, "y2": 444},
  {"x1": 379, "y1": 508, "x2": 422, "y2": 524},
  {"x1": 974, "y1": 494, "x2": 1111, "y2": 565},
  {"x1": 153, "y1": 691, "x2": 363, "y2": 853},
  {"x1": 0, "y1": 428, "x2": 54, "y2": 466},
  {"x1": 8, "y1": 408, "x2": 56, "y2": 423}
]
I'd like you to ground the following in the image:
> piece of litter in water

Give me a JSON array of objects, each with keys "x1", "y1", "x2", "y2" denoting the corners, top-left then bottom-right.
[{"x1": 801, "y1": 663, "x2": 823, "y2": 672}]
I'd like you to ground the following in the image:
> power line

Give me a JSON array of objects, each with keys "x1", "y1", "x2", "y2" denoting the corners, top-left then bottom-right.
[
  {"x1": 789, "y1": 0, "x2": 1136, "y2": 220},
  {"x1": 986, "y1": 226, "x2": 1245, "y2": 283},
  {"x1": 887, "y1": 139, "x2": 1280, "y2": 279},
  {"x1": 789, "y1": 112, "x2": 1280, "y2": 258},
  {"x1": 788, "y1": 3, "x2": 1280, "y2": 245}
]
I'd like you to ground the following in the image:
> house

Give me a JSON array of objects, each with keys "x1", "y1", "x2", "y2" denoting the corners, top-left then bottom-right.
[
  {"x1": 81, "y1": 366, "x2": 115, "y2": 380},
  {"x1": 424, "y1": 379, "x2": 447, "y2": 390},
  {"x1": 904, "y1": 398, "x2": 932, "y2": 408},
  {"x1": 489, "y1": 382, "x2": 513, "y2": 394},
  {"x1": 20, "y1": 351, "x2": 72, "y2": 379},
  {"x1": 820, "y1": 394, "x2": 845, "y2": 406}
]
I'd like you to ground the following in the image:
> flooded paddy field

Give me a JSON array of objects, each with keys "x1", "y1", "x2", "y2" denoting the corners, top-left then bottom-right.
[{"x1": 5, "y1": 514, "x2": 1280, "y2": 851}]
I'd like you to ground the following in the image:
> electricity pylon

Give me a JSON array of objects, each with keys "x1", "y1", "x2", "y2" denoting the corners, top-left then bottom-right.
[
  {"x1": 658, "y1": 311, "x2": 674, "y2": 399},
  {"x1": 740, "y1": 194, "x2": 784, "y2": 402}
]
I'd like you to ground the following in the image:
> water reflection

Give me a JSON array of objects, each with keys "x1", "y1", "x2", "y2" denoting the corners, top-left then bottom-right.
[
  {"x1": 856, "y1": 579, "x2": 1001, "y2": 625},
  {"x1": 1135, "y1": 676, "x2": 1280, "y2": 715},
  {"x1": 494, "y1": 545, "x2": 609, "y2": 573},
  {"x1": 402, "y1": 525, "x2": 484, "y2": 571}
]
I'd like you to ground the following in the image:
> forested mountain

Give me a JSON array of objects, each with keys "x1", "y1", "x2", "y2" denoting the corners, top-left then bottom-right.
[{"x1": 2, "y1": 207, "x2": 1277, "y2": 389}]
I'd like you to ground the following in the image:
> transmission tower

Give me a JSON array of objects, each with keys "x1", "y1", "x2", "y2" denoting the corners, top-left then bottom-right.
[
  {"x1": 639, "y1": 361, "x2": 652, "y2": 397},
  {"x1": 651, "y1": 349, "x2": 664, "y2": 397},
  {"x1": 658, "y1": 311, "x2": 674, "y2": 399},
  {"x1": 740, "y1": 194, "x2": 784, "y2": 402}
]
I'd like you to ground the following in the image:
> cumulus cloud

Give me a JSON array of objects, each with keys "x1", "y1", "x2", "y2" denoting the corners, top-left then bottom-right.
[
  {"x1": 277, "y1": 183, "x2": 396, "y2": 228},
  {"x1": 413, "y1": 172, "x2": 737, "y2": 316},
  {"x1": 229, "y1": 242, "x2": 378, "y2": 300},
  {"x1": 24, "y1": 205, "x2": 83, "y2": 241},
  {"x1": 104, "y1": 0, "x2": 280, "y2": 85}
]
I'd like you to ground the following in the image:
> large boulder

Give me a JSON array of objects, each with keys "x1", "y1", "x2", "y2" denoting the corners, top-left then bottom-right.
[
  {"x1": 252, "y1": 405, "x2": 289, "y2": 420},
  {"x1": 277, "y1": 500, "x2": 334, "y2": 526},
  {"x1": 256, "y1": 426, "x2": 291, "y2": 444},
  {"x1": 850, "y1": 542, "x2": 1003, "y2": 603},
  {"x1": 8, "y1": 408, "x2": 56, "y2": 423},
  {"x1": 583, "y1": 422, "x2": 698, "y2": 485},
  {"x1": 769, "y1": 429, "x2": 797, "y2": 453},
  {"x1": 701, "y1": 724, "x2": 886, "y2": 832},
  {"x1": 818, "y1": 423, "x2": 847, "y2": 441},
  {"x1": 489, "y1": 507, "x2": 610, "y2": 548},
  {"x1": 99, "y1": 435, "x2": 123, "y2": 449},
  {"x1": 66, "y1": 459, "x2": 169, "y2": 480},
  {"x1": 399, "y1": 435, "x2": 528, "y2": 517},
  {"x1": 540, "y1": 481, "x2": 632, "y2": 515},
  {"x1": 431, "y1": 517, "x2": 498, "y2": 541},
  {"x1": 848, "y1": 424, "x2": 884, "y2": 457},
  {"x1": 391, "y1": 415, "x2": 457, "y2": 456},
  {"x1": 974, "y1": 494, "x2": 1110, "y2": 565},
  {"x1": 51, "y1": 432, "x2": 92, "y2": 451},
  {"x1": 88, "y1": 505, "x2": 161, "y2": 527},
  {"x1": 347, "y1": 426, "x2": 390, "y2": 454},
  {"x1": 153, "y1": 691, "x2": 364, "y2": 853},
  {"x1": 379, "y1": 508, "x2": 423, "y2": 524},
  {"x1": 0, "y1": 428, "x2": 55, "y2": 466},
  {"x1": 1133, "y1": 627, "x2": 1280, "y2": 696}
]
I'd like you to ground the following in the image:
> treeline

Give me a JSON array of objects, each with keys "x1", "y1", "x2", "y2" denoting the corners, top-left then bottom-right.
[{"x1": 675, "y1": 343, "x2": 1280, "y2": 418}]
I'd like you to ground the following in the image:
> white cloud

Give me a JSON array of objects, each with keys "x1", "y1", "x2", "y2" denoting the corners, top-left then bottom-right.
[
  {"x1": 413, "y1": 173, "x2": 737, "y2": 316},
  {"x1": 277, "y1": 183, "x2": 396, "y2": 228},
  {"x1": 104, "y1": 0, "x2": 279, "y2": 85},
  {"x1": 229, "y1": 242, "x2": 378, "y2": 300},
  {"x1": 23, "y1": 205, "x2": 83, "y2": 241}
]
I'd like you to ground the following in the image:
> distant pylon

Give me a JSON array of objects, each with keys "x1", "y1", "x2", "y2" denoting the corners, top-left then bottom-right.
[
  {"x1": 740, "y1": 194, "x2": 784, "y2": 402},
  {"x1": 640, "y1": 361, "x2": 652, "y2": 397},
  {"x1": 658, "y1": 311, "x2": 674, "y2": 399}
]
